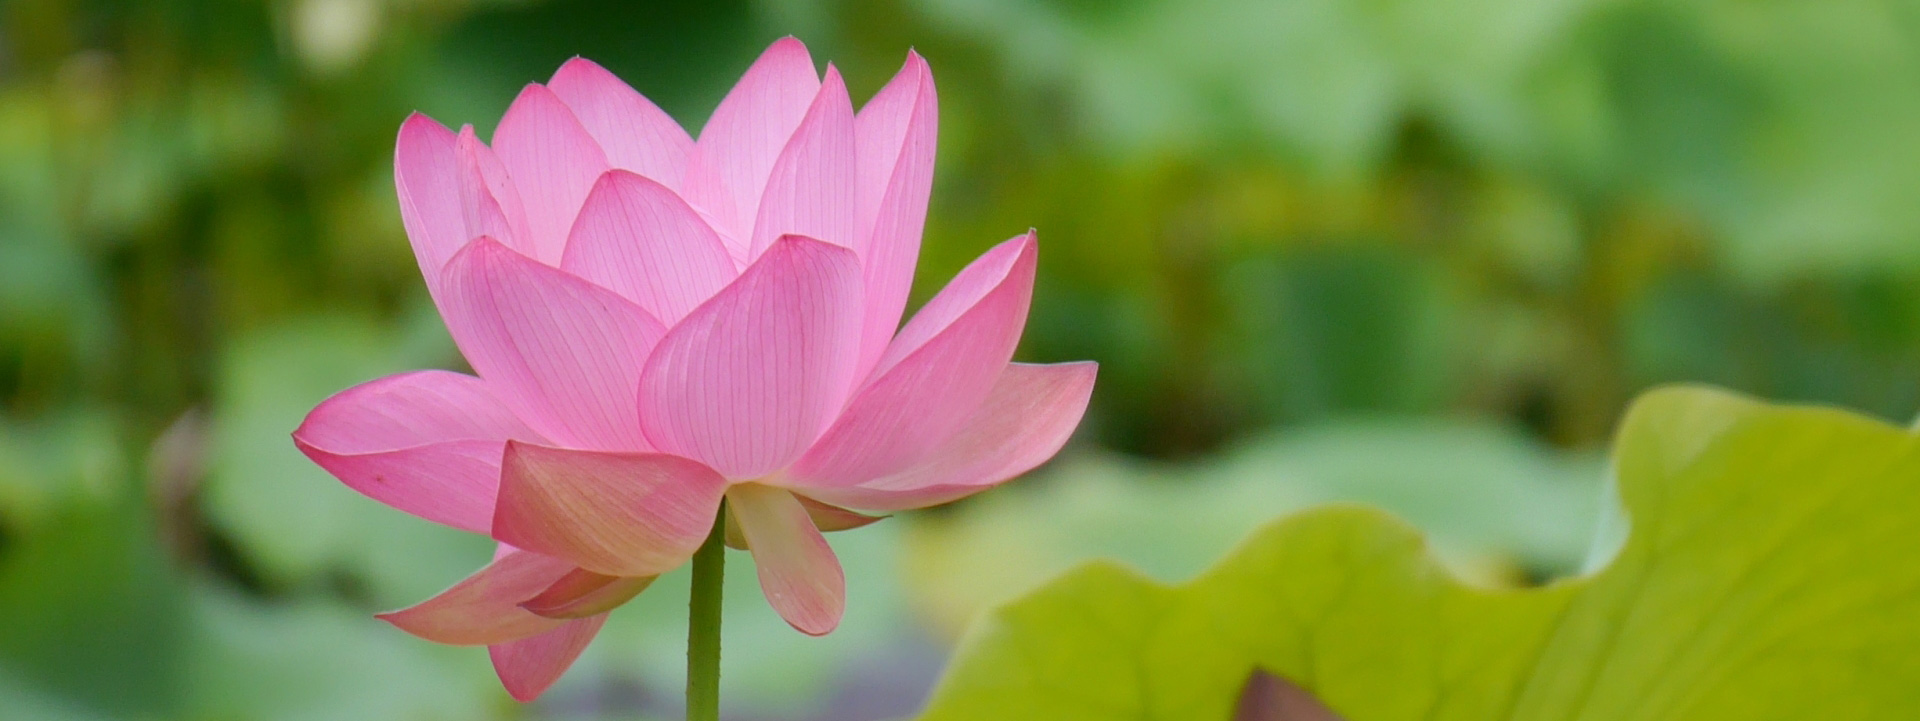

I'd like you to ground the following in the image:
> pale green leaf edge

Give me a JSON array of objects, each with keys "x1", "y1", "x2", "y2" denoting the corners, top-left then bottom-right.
[{"x1": 917, "y1": 385, "x2": 1920, "y2": 720}]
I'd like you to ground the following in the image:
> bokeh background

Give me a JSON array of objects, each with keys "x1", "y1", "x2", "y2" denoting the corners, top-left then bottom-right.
[{"x1": 6, "y1": 0, "x2": 1920, "y2": 718}]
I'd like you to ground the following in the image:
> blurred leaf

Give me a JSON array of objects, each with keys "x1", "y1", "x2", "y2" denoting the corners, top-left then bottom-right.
[
  {"x1": 0, "y1": 409, "x2": 124, "y2": 533},
  {"x1": 903, "y1": 416, "x2": 1600, "y2": 639},
  {"x1": 202, "y1": 314, "x2": 489, "y2": 607},
  {"x1": 0, "y1": 504, "x2": 190, "y2": 718},
  {"x1": 182, "y1": 583, "x2": 498, "y2": 721},
  {"x1": 0, "y1": 499, "x2": 500, "y2": 721},
  {"x1": 917, "y1": 385, "x2": 1920, "y2": 718},
  {"x1": 1228, "y1": 248, "x2": 1462, "y2": 418}
]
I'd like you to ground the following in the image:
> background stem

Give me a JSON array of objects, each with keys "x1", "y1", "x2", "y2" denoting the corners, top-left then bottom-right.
[{"x1": 686, "y1": 500, "x2": 727, "y2": 721}]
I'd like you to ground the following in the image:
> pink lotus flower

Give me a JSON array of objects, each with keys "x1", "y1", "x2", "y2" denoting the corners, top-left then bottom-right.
[{"x1": 291, "y1": 38, "x2": 1096, "y2": 700}]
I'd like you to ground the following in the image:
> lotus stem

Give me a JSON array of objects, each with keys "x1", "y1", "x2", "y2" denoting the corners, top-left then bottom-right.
[{"x1": 686, "y1": 500, "x2": 726, "y2": 721}]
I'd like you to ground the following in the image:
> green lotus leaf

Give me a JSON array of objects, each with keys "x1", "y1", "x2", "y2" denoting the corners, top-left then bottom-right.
[{"x1": 918, "y1": 385, "x2": 1920, "y2": 719}]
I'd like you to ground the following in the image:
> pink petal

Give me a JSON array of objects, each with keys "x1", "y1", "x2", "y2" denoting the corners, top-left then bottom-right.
[
  {"x1": 724, "y1": 495, "x2": 884, "y2": 550},
  {"x1": 804, "y1": 362, "x2": 1096, "y2": 512},
  {"x1": 796, "y1": 495, "x2": 886, "y2": 532},
  {"x1": 296, "y1": 442, "x2": 512, "y2": 535},
  {"x1": 442, "y1": 237, "x2": 665, "y2": 451},
  {"x1": 293, "y1": 370, "x2": 534, "y2": 451},
  {"x1": 293, "y1": 370, "x2": 538, "y2": 532},
  {"x1": 727, "y1": 484, "x2": 845, "y2": 636},
  {"x1": 491, "y1": 84, "x2": 611, "y2": 264},
  {"x1": 456, "y1": 125, "x2": 535, "y2": 257},
  {"x1": 788, "y1": 234, "x2": 1036, "y2": 487},
  {"x1": 682, "y1": 37, "x2": 820, "y2": 257},
  {"x1": 376, "y1": 548, "x2": 574, "y2": 645},
  {"x1": 394, "y1": 113, "x2": 467, "y2": 296},
  {"x1": 852, "y1": 51, "x2": 938, "y2": 380},
  {"x1": 748, "y1": 65, "x2": 856, "y2": 261},
  {"x1": 560, "y1": 170, "x2": 738, "y2": 324},
  {"x1": 548, "y1": 57, "x2": 694, "y2": 189},
  {"x1": 490, "y1": 614, "x2": 608, "y2": 702},
  {"x1": 638, "y1": 235, "x2": 864, "y2": 478},
  {"x1": 520, "y1": 569, "x2": 656, "y2": 619},
  {"x1": 492, "y1": 441, "x2": 727, "y2": 577},
  {"x1": 879, "y1": 232, "x2": 1035, "y2": 372}
]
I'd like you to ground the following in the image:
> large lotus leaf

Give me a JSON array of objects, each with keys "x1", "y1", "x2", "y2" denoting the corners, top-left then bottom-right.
[{"x1": 916, "y1": 385, "x2": 1920, "y2": 719}]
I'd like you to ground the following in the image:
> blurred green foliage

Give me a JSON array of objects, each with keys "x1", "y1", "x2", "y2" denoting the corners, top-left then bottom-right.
[
  {"x1": 919, "y1": 387, "x2": 1920, "y2": 719},
  {"x1": 4, "y1": 0, "x2": 1920, "y2": 718}
]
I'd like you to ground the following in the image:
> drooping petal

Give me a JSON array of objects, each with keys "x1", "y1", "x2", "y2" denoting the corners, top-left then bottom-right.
[
  {"x1": 748, "y1": 65, "x2": 855, "y2": 261},
  {"x1": 441, "y1": 237, "x2": 665, "y2": 451},
  {"x1": 727, "y1": 484, "x2": 845, "y2": 636},
  {"x1": 293, "y1": 370, "x2": 539, "y2": 532},
  {"x1": 520, "y1": 569, "x2": 655, "y2": 620},
  {"x1": 491, "y1": 84, "x2": 611, "y2": 264},
  {"x1": 560, "y1": 170, "x2": 738, "y2": 324},
  {"x1": 804, "y1": 362, "x2": 1096, "y2": 512},
  {"x1": 724, "y1": 495, "x2": 884, "y2": 549},
  {"x1": 489, "y1": 614, "x2": 608, "y2": 702},
  {"x1": 789, "y1": 234, "x2": 1035, "y2": 487},
  {"x1": 376, "y1": 548, "x2": 574, "y2": 645},
  {"x1": 491, "y1": 441, "x2": 727, "y2": 577},
  {"x1": 853, "y1": 51, "x2": 938, "y2": 379},
  {"x1": 638, "y1": 235, "x2": 864, "y2": 478},
  {"x1": 456, "y1": 126, "x2": 535, "y2": 257},
  {"x1": 682, "y1": 37, "x2": 820, "y2": 257},
  {"x1": 394, "y1": 113, "x2": 468, "y2": 295},
  {"x1": 548, "y1": 57, "x2": 694, "y2": 189}
]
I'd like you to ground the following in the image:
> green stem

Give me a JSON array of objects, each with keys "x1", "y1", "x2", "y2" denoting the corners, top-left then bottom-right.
[{"x1": 686, "y1": 500, "x2": 726, "y2": 721}]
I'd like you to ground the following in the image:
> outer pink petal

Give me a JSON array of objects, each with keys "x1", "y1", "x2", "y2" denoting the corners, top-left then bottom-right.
[
  {"x1": 394, "y1": 113, "x2": 468, "y2": 298},
  {"x1": 548, "y1": 57, "x2": 694, "y2": 189},
  {"x1": 376, "y1": 548, "x2": 573, "y2": 645},
  {"x1": 293, "y1": 370, "x2": 534, "y2": 451},
  {"x1": 492, "y1": 442, "x2": 727, "y2": 577},
  {"x1": 853, "y1": 51, "x2": 938, "y2": 380},
  {"x1": 520, "y1": 569, "x2": 655, "y2": 620},
  {"x1": 727, "y1": 484, "x2": 844, "y2": 636},
  {"x1": 456, "y1": 125, "x2": 535, "y2": 257},
  {"x1": 638, "y1": 235, "x2": 864, "y2": 478},
  {"x1": 442, "y1": 238, "x2": 666, "y2": 451},
  {"x1": 682, "y1": 37, "x2": 820, "y2": 256},
  {"x1": 491, "y1": 84, "x2": 611, "y2": 264},
  {"x1": 748, "y1": 65, "x2": 856, "y2": 261},
  {"x1": 804, "y1": 362, "x2": 1096, "y2": 512},
  {"x1": 296, "y1": 442, "x2": 513, "y2": 535},
  {"x1": 293, "y1": 370, "x2": 539, "y2": 532},
  {"x1": 787, "y1": 234, "x2": 1035, "y2": 487},
  {"x1": 560, "y1": 170, "x2": 738, "y2": 324},
  {"x1": 489, "y1": 614, "x2": 608, "y2": 702}
]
